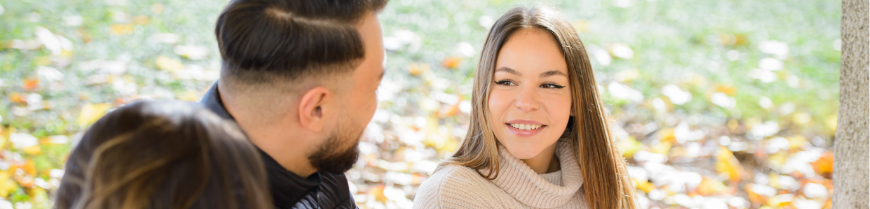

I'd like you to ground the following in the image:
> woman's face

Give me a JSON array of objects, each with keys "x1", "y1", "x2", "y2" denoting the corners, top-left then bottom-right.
[{"x1": 488, "y1": 28, "x2": 573, "y2": 160}]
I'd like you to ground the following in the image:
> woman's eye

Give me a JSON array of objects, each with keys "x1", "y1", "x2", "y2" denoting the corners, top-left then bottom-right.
[
  {"x1": 541, "y1": 83, "x2": 565, "y2": 89},
  {"x1": 494, "y1": 80, "x2": 516, "y2": 86}
]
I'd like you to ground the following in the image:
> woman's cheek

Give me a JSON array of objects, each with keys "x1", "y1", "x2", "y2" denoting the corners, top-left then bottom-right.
[{"x1": 488, "y1": 90, "x2": 510, "y2": 117}]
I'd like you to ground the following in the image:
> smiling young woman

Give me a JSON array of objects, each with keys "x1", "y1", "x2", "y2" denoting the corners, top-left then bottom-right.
[{"x1": 414, "y1": 5, "x2": 638, "y2": 209}]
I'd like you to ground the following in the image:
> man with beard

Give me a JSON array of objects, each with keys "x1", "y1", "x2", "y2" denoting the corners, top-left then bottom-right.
[{"x1": 200, "y1": 0, "x2": 388, "y2": 208}]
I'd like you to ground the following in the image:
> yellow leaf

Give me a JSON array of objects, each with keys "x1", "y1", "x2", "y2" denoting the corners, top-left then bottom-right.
[
  {"x1": 766, "y1": 152, "x2": 787, "y2": 170},
  {"x1": 0, "y1": 127, "x2": 5, "y2": 143},
  {"x1": 78, "y1": 103, "x2": 111, "y2": 126},
  {"x1": 727, "y1": 119, "x2": 740, "y2": 132},
  {"x1": 571, "y1": 20, "x2": 589, "y2": 32},
  {"x1": 156, "y1": 55, "x2": 184, "y2": 72},
  {"x1": 793, "y1": 112, "x2": 811, "y2": 125},
  {"x1": 715, "y1": 147, "x2": 746, "y2": 182},
  {"x1": 23, "y1": 145, "x2": 41, "y2": 155},
  {"x1": 651, "y1": 141, "x2": 672, "y2": 155},
  {"x1": 0, "y1": 170, "x2": 16, "y2": 197},
  {"x1": 825, "y1": 115, "x2": 837, "y2": 133},
  {"x1": 633, "y1": 178, "x2": 654, "y2": 193},
  {"x1": 442, "y1": 138, "x2": 459, "y2": 153},
  {"x1": 61, "y1": 49, "x2": 74, "y2": 58},
  {"x1": 619, "y1": 136, "x2": 642, "y2": 158},
  {"x1": 787, "y1": 135, "x2": 807, "y2": 150},
  {"x1": 696, "y1": 177, "x2": 727, "y2": 196},
  {"x1": 179, "y1": 90, "x2": 200, "y2": 101},
  {"x1": 767, "y1": 194, "x2": 794, "y2": 207},
  {"x1": 658, "y1": 128, "x2": 675, "y2": 143},
  {"x1": 715, "y1": 84, "x2": 736, "y2": 96},
  {"x1": 615, "y1": 69, "x2": 640, "y2": 83},
  {"x1": 745, "y1": 117, "x2": 761, "y2": 130},
  {"x1": 110, "y1": 24, "x2": 134, "y2": 35},
  {"x1": 34, "y1": 56, "x2": 51, "y2": 66}
]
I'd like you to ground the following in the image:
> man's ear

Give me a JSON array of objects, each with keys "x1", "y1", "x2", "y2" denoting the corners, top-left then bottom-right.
[{"x1": 298, "y1": 86, "x2": 331, "y2": 132}]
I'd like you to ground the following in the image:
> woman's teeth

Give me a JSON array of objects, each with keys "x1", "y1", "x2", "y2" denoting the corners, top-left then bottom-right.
[{"x1": 509, "y1": 123, "x2": 543, "y2": 130}]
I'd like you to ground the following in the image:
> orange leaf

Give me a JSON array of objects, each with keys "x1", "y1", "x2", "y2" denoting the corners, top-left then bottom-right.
[
  {"x1": 9, "y1": 93, "x2": 26, "y2": 104},
  {"x1": 408, "y1": 63, "x2": 428, "y2": 76},
  {"x1": 442, "y1": 57, "x2": 462, "y2": 69},
  {"x1": 745, "y1": 184, "x2": 767, "y2": 205},
  {"x1": 437, "y1": 104, "x2": 460, "y2": 118},
  {"x1": 811, "y1": 152, "x2": 834, "y2": 178},
  {"x1": 411, "y1": 173, "x2": 424, "y2": 185},
  {"x1": 23, "y1": 160, "x2": 37, "y2": 175},
  {"x1": 369, "y1": 185, "x2": 387, "y2": 203},
  {"x1": 135, "y1": 15, "x2": 150, "y2": 25},
  {"x1": 151, "y1": 3, "x2": 164, "y2": 14},
  {"x1": 23, "y1": 78, "x2": 39, "y2": 91}
]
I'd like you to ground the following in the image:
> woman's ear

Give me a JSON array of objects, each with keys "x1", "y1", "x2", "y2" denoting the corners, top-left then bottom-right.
[{"x1": 560, "y1": 116, "x2": 574, "y2": 138}]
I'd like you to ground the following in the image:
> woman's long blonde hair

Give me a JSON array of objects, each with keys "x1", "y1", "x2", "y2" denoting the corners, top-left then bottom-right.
[{"x1": 445, "y1": 5, "x2": 638, "y2": 209}]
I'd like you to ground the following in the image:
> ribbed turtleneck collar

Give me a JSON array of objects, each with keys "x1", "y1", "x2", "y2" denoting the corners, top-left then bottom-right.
[{"x1": 489, "y1": 139, "x2": 583, "y2": 208}]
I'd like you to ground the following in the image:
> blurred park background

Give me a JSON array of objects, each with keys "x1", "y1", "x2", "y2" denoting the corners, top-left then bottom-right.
[{"x1": 0, "y1": 0, "x2": 841, "y2": 208}]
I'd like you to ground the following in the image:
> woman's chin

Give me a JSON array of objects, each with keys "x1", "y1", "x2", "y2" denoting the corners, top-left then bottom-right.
[{"x1": 502, "y1": 145, "x2": 544, "y2": 160}]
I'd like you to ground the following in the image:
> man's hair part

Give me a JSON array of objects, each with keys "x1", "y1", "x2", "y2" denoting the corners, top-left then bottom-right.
[{"x1": 215, "y1": 0, "x2": 388, "y2": 86}]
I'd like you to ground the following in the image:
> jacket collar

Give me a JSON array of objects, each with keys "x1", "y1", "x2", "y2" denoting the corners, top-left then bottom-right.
[{"x1": 200, "y1": 82, "x2": 322, "y2": 208}]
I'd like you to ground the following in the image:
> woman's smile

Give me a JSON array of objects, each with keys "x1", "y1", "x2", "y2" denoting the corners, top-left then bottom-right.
[{"x1": 505, "y1": 119, "x2": 547, "y2": 137}]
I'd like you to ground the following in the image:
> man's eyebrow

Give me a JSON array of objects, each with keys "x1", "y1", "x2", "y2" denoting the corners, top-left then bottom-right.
[
  {"x1": 495, "y1": 67, "x2": 520, "y2": 76},
  {"x1": 540, "y1": 70, "x2": 568, "y2": 78}
]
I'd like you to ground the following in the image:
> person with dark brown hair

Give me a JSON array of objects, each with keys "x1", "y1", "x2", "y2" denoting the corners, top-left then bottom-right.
[
  {"x1": 202, "y1": 0, "x2": 389, "y2": 208},
  {"x1": 54, "y1": 100, "x2": 272, "y2": 209},
  {"x1": 414, "y1": 5, "x2": 638, "y2": 209}
]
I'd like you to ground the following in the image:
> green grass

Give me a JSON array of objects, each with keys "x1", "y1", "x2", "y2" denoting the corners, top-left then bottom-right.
[{"x1": 0, "y1": 0, "x2": 840, "y2": 207}]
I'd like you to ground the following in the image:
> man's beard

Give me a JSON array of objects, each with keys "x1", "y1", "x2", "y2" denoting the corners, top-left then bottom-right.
[{"x1": 308, "y1": 118, "x2": 364, "y2": 174}]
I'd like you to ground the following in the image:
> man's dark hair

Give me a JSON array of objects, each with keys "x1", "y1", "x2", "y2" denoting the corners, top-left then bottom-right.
[{"x1": 215, "y1": 0, "x2": 388, "y2": 84}]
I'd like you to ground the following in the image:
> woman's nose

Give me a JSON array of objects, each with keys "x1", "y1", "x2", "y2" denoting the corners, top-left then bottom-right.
[{"x1": 514, "y1": 86, "x2": 540, "y2": 112}]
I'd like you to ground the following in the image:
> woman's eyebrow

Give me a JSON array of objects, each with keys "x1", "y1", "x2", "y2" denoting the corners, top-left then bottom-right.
[
  {"x1": 540, "y1": 70, "x2": 568, "y2": 78},
  {"x1": 495, "y1": 67, "x2": 521, "y2": 76}
]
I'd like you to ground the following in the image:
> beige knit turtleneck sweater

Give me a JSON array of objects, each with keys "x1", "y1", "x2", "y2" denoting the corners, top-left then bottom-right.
[{"x1": 413, "y1": 140, "x2": 588, "y2": 209}]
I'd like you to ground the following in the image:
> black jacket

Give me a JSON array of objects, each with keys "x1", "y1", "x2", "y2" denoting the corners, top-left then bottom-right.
[{"x1": 200, "y1": 82, "x2": 357, "y2": 209}]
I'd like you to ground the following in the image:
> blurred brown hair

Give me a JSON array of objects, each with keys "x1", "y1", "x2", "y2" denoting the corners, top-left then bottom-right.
[
  {"x1": 215, "y1": 0, "x2": 388, "y2": 86},
  {"x1": 54, "y1": 100, "x2": 271, "y2": 209},
  {"x1": 446, "y1": 5, "x2": 639, "y2": 209}
]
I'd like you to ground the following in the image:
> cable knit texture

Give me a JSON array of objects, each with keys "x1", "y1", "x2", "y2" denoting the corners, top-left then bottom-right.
[{"x1": 414, "y1": 139, "x2": 587, "y2": 209}]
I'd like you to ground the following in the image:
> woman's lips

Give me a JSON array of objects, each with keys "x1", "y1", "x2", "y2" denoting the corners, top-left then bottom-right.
[{"x1": 505, "y1": 123, "x2": 546, "y2": 137}]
